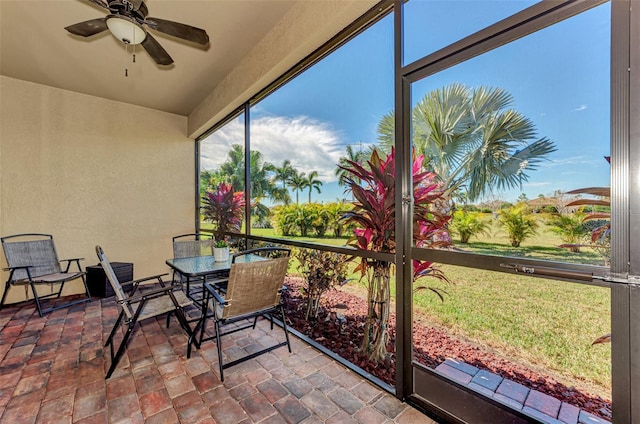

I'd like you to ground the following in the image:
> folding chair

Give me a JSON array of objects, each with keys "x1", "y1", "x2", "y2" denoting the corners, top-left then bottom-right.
[
  {"x1": 96, "y1": 245, "x2": 198, "y2": 378},
  {"x1": 171, "y1": 233, "x2": 216, "y2": 299},
  {"x1": 1, "y1": 233, "x2": 91, "y2": 316},
  {"x1": 210, "y1": 246, "x2": 291, "y2": 295},
  {"x1": 172, "y1": 233, "x2": 214, "y2": 259},
  {"x1": 198, "y1": 248, "x2": 291, "y2": 381}
]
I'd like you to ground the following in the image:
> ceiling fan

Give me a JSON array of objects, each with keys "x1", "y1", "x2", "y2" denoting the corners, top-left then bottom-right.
[{"x1": 65, "y1": 0, "x2": 209, "y2": 65}]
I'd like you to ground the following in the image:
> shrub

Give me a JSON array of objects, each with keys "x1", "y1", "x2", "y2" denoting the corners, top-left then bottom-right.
[
  {"x1": 547, "y1": 213, "x2": 587, "y2": 253},
  {"x1": 498, "y1": 203, "x2": 538, "y2": 247},
  {"x1": 294, "y1": 248, "x2": 350, "y2": 320},
  {"x1": 449, "y1": 210, "x2": 490, "y2": 244}
]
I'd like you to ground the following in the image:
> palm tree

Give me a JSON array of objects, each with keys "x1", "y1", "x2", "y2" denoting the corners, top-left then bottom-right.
[
  {"x1": 303, "y1": 170, "x2": 323, "y2": 203},
  {"x1": 378, "y1": 83, "x2": 557, "y2": 201},
  {"x1": 272, "y1": 160, "x2": 295, "y2": 204},
  {"x1": 335, "y1": 145, "x2": 368, "y2": 186},
  {"x1": 218, "y1": 144, "x2": 285, "y2": 204},
  {"x1": 288, "y1": 171, "x2": 307, "y2": 204},
  {"x1": 219, "y1": 144, "x2": 245, "y2": 190}
]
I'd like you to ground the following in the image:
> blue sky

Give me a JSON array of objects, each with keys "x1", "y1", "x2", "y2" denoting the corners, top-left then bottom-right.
[{"x1": 201, "y1": 1, "x2": 610, "y2": 205}]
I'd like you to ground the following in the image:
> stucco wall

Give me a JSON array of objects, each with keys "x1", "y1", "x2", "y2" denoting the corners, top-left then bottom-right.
[{"x1": 0, "y1": 76, "x2": 194, "y2": 306}]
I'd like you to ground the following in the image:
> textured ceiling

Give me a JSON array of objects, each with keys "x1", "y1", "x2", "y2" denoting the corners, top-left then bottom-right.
[{"x1": 0, "y1": 0, "x2": 299, "y2": 116}]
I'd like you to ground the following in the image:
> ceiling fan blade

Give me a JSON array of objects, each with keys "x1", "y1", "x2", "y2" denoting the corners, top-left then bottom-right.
[
  {"x1": 145, "y1": 17, "x2": 209, "y2": 45},
  {"x1": 83, "y1": 0, "x2": 109, "y2": 11},
  {"x1": 65, "y1": 18, "x2": 109, "y2": 37},
  {"x1": 141, "y1": 32, "x2": 174, "y2": 65}
]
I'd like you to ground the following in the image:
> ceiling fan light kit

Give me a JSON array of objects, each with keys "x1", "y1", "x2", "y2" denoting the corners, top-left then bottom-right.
[
  {"x1": 106, "y1": 16, "x2": 146, "y2": 45},
  {"x1": 65, "y1": 0, "x2": 209, "y2": 66}
]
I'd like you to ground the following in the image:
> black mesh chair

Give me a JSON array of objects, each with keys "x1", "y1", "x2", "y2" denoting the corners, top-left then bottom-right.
[
  {"x1": 96, "y1": 245, "x2": 197, "y2": 378},
  {"x1": 1, "y1": 233, "x2": 91, "y2": 316}
]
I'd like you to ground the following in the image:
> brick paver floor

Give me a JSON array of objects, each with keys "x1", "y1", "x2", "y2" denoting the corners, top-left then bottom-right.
[{"x1": 0, "y1": 296, "x2": 437, "y2": 423}]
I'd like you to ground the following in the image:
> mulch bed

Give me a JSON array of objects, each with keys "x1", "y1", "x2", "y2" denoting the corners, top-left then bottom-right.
[{"x1": 282, "y1": 277, "x2": 612, "y2": 420}]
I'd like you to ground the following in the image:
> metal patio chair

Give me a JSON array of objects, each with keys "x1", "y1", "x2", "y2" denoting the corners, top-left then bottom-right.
[
  {"x1": 198, "y1": 249, "x2": 292, "y2": 381},
  {"x1": 209, "y1": 246, "x2": 291, "y2": 295},
  {"x1": 1, "y1": 233, "x2": 91, "y2": 316},
  {"x1": 96, "y1": 245, "x2": 198, "y2": 379},
  {"x1": 172, "y1": 233, "x2": 214, "y2": 259},
  {"x1": 171, "y1": 233, "x2": 215, "y2": 301}
]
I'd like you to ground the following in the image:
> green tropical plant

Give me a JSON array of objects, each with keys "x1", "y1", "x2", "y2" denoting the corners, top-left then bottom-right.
[
  {"x1": 273, "y1": 205, "x2": 297, "y2": 236},
  {"x1": 251, "y1": 200, "x2": 272, "y2": 228},
  {"x1": 340, "y1": 148, "x2": 451, "y2": 363},
  {"x1": 307, "y1": 203, "x2": 329, "y2": 237},
  {"x1": 547, "y1": 212, "x2": 587, "y2": 253},
  {"x1": 325, "y1": 202, "x2": 352, "y2": 238},
  {"x1": 378, "y1": 83, "x2": 557, "y2": 201},
  {"x1": 294, "y1": 248, "x2": 350, "y2": 320},
  {"x1": 566, "y1": 185, "x2": 611, "y2": 266},
  {"x1": 498, "y1": 202, "x2": 538, "y2": 247},
  {"x1": 449, "y1": 210, "x2": 490, "y2": 244},
  {"x1": 202, "y1": 182, "x2": 246, "y2": 242},
  {"x1": 297, "y1": 203, "x2": 317, "y2": 237}
]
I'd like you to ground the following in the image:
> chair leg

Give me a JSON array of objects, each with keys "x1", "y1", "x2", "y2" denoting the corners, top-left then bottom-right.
[
  {"x1": 106, "y1": 311, "x2": 125, "y2": 348},
  {"x1": 54, "y1": 282, "x2": 65, "y2": 299},
  {"x1": 29, "y1": 281, "x2": 45, "y2": 317},
  {"x1": 198, "y1": 288, "x2": 212, "y2": 346},
  {"x1": 215, "y1": 319, "x2": 224, "y2": 382},
  {"x1": 106, "y1": 321, "x2": 136, "y2": 379},
  {"x1": 174, "y1": 307, "x2": 199, "y2": 358},
  {"x1": 0, "y1": 281, "x2": 11, "y2": 312},
  {"x1": 279, "y1": 305, "x2": 292, "y2": 353},
  {"x1": 80, "y1": 275, "x2": 93, "y2": 299}
]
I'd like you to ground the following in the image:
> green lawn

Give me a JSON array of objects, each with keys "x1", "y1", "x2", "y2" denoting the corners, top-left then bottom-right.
[
  {"x1": 204, "y1": 221, "x2": 612, "y2": 397},
  {"x1": 412, "y1": 265, "x2": 610, "y2": 396}
]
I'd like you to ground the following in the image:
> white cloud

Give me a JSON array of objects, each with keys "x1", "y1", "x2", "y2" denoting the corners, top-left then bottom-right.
[
  {"x1": 523, "y1": 181, "x2": 552, "y2": 188},
  {"x1": 575, "y1": 104, "x2": 588, "y2": 111},
  {"x1": 200, "y1": 115, "x2": 345, "y2": 183},
  {"x1": 541, "y1": 155, "x2": 603, "y2": 168}
]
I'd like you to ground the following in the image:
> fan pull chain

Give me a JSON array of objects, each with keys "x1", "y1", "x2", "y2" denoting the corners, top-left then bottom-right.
[{"x1": 132, "y1": 27, "x2": 136, "y2": 64}]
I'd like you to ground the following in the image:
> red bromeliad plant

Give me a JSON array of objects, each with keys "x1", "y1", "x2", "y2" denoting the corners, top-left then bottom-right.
[
  {"x1": 340, "y1": 148, "x2": 451, "y2": 363},
  {"x1": 202, "y1": 182, "x2": 246, "y2": 244}
]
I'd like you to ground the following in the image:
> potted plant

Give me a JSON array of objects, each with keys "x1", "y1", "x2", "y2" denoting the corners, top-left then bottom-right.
[
  {"x1": 202, "y1": 182, "x2": 245, "y2": 260},
  {"x1": 213, "y1": 239, "x2": 230, "y2": 262},
  {"x1": 340, "y1": 147, "x2": 452, "y2": 362}
]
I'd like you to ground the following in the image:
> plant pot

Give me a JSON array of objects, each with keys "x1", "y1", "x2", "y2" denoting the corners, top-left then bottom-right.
[{"x1": 213, "y1": 247, "x2": 230, "y2": 262}]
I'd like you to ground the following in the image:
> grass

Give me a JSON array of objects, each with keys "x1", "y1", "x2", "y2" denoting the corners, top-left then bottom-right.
[
  {"x1": 203, "y1": 220, "x2": 612, "y2": 397},
  {"x1": 412, "y1": 265, "x2": 611, "y2": 396}
]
